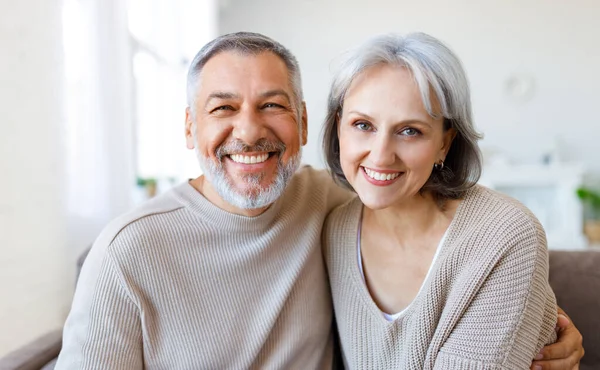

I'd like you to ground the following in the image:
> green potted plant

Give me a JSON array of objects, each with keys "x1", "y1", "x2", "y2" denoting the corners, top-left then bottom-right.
[
  {"x1": 576, "y1": 187, "x2": 600, "y2": 244},
  {"x1": 137, "y1": 177, "x2": 158, "y2": 198}
]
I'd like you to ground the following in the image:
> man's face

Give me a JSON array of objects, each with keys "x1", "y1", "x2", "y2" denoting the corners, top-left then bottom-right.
[{"x1": 185, "y1": 51, "x2": 307, "y2": 210}]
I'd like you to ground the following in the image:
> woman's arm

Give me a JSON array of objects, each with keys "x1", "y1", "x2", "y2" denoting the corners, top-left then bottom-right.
[
  {"x1": 531, "y1": 308, "x2": 584, "y2": 370},
  {"x1": 434, "y1": 219, "x2": 558, "y2": 369}
]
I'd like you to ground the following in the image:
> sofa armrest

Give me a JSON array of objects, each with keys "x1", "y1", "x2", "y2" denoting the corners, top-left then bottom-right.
[{"x1": 0, "y1": 330, "x2": 62, "y2": 370}]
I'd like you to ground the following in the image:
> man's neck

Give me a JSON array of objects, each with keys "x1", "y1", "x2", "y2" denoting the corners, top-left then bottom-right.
[{"x1": 189, "y1": 176, "x2": 270, "y2": 217}]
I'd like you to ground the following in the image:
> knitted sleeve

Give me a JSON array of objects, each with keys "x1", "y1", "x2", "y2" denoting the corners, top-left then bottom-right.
[
  {"x1": 55, "y1": 244, "x2": 143, "y2": 370},
  {"x1": 434, "y1": 215, "x2": 557, "y2": 370}
]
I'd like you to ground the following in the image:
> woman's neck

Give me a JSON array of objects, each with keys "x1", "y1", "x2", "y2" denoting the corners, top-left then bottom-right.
[{"x1": 363, "y1": 193, "x2": 458, "y2": 249}]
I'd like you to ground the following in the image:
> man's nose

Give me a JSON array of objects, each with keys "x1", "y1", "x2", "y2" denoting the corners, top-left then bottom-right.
[{"x1": 231, "y1": 108, "x2": 268, "y2": 146}]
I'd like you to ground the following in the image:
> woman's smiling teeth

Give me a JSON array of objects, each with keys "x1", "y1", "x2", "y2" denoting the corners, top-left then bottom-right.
[
  {"x1": 230, "y1": 153, "x2": 270, "y2": 164},
  {"x1": 364, "y1": 167, "x2": 401, "y2": 181}
]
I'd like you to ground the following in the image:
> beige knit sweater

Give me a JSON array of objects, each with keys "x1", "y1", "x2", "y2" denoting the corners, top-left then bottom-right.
[
  {"x1": 55, "y1": 166, "x2": 352, "y2": 370},
  {"x1": 323, "y1": 185, "x2": 557, "y2": 370}
]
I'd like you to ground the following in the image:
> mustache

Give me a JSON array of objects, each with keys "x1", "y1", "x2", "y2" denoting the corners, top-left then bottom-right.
[{"x1": 215, "y1": 139, "x2": 286, "y2": 160}]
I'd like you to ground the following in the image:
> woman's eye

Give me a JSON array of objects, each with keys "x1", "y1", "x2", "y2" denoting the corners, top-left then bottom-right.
[
  {"x1": 354, "y1": 122, "x2": 372, "y2": 131},
  {"x1": 401, "y1": 128, "x2": 419, "y2": 136}
]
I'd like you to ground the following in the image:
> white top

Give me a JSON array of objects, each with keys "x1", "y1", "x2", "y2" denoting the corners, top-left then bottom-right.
[{"x1": 357, "y1": 220, "x2": 448, "y2": 321}]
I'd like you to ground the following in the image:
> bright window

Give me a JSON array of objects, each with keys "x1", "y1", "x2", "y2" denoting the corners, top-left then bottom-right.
[{"x1": 128, "y1": 0, "x2": 217, "y2": 189}]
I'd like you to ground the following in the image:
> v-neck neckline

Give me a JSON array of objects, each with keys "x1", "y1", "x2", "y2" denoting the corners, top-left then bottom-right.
[{"x1": 348, "y1": 190, "x2": 474, "y2": 326}]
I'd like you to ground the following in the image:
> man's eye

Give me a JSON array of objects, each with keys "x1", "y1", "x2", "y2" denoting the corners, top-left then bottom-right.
[
  {"x1": 263, "y1": 103, "x2": 283, "y2": 109},
  {"x1": 211, "y1": 105, "x2": 233, "y2": 113}
]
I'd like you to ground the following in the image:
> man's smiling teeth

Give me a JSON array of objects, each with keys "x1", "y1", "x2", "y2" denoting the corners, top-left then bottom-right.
[
  {"x1": 364, "y1": 167, "x2": 401, "y2": 181},
  {"x1": 230, "y1": 153, "x2": 270, "y2": 164}
]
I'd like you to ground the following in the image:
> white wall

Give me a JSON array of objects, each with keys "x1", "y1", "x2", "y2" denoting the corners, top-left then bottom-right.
[
  {"x1": 219, "y1": 0, "x2": 600, "y2": 174},
  {"x1": 0, "y1": 0, "x2": 71, "y2": 357}
]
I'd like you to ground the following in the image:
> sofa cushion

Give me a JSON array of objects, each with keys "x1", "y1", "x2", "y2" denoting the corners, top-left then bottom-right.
[{"x1": 549, "y1": 250, "x2": 600, "y2": 370}]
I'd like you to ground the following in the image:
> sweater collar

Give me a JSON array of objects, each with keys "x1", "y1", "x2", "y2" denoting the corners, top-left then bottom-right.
[{"x1": 170, "y1": 181, "x2": 284, "y2": 233}]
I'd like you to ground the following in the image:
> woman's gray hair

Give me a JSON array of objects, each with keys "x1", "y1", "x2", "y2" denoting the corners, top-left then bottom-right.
[
  {"x1": 186, "y1": 32, "x2": 303, "y2": 118},
  {"x1": 322, "y1": 32, "x2": 483, "y2": 201}
]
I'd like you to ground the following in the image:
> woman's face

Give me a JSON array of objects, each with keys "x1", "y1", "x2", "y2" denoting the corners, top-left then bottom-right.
[{"x1": 338, "y1": 64, "x2": 455, "y2": 210}]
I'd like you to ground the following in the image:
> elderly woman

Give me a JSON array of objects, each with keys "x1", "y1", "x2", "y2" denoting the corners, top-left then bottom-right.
[{"x1": 322, "y1": 33, "x2": 560, "y2": 369}]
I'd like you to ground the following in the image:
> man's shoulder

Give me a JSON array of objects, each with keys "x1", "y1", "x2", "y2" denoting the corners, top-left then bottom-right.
[
  {"x1": 292, "y1": 165, "x2": 332, "y2": 184},
  {"x1": 287, "y1": 165, "x2": 354, "y2": 209},
  {"x1": 93, "y1": 187, "x2": 186, "y2": 256},
  {"x1": 74, "y1": 188, "x2": 188, "y2": 297}
]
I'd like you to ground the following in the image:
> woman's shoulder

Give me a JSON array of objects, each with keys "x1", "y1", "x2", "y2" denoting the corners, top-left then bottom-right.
[
  {"x1": 445, "y1": 186, "x2": 550, "y2": 293},
  {"x1": 325, "y1": 195, "x2": 362, "y2": 228},
  {"x1": 466, "y1": 185, "x2": 542, "y2": 225},
  {"x1": 460, "y1": 184, "x2": 546, "y2": 247},
  {"x1": 322, "y1": 195, "x2": 362, "y2": 254}
]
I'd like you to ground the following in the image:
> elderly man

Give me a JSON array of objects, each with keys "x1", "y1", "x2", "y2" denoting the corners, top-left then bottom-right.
[{"x1": 56, "y1": 32, "x2": 583, "y2": 369}]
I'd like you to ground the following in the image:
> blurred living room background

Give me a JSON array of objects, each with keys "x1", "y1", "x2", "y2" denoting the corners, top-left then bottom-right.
[{"x1": 1, "y1": 0, "x2": 599, "y2": 359}]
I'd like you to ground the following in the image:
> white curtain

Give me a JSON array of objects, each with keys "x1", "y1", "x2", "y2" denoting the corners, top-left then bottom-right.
[
  {"x1": 62, "y1": 0, "x2": 217, "y2": 257},
  {"x1": 130, "y1": 0, "x2": 218, "y2": 185},
  {"x1": 63, "y1": 0, "x2": 135, "y2": 257}
]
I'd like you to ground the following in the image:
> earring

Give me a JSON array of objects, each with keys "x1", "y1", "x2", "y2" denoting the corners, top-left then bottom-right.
[{"x1": 433, "y1": 160, "x2": 445, "y2": 171}]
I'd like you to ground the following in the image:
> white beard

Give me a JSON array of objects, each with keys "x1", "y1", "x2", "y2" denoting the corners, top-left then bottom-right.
[{"x1": 195, "y1": 146, "x2": 302, "y2": 210}]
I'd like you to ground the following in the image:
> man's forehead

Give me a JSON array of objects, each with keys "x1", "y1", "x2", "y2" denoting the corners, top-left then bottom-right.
[
  {"x1": 197, "y1": 51, "x2": 294, "y2": 100},
  {"x1": 201, "y1": 51, "x2": 287, "y2": 80},
  {"x1": 206, "y1": 89, "x2": 291, "y2": 101}
]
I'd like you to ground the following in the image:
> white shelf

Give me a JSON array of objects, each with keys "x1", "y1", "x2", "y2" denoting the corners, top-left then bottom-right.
[{"x1": 480, "y1": 163, "x2": 586, "y2": 250}]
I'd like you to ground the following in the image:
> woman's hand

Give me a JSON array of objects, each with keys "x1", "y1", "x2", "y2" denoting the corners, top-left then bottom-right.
[{"x1": 530, "y1": 307, "x2": 584, "y2": 370}]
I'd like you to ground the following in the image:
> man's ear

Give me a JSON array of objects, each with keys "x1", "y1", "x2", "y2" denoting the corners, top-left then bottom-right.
[
  {"x1": 185, "y1": 107, "x2": 195, "y2": 150},
  {"x1": 300, "y1": 102, "x2": 308, "y2": 146}
]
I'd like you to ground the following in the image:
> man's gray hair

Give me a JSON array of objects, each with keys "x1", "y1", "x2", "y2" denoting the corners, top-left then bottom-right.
[
  {"x1": 186, "y1": 32, "x2": 304, "y2": 117},
  {"x1": 322, "y1": 32, "x2": 483, "y2": 201}
]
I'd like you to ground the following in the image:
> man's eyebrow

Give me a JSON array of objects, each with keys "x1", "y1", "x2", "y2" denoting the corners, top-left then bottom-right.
[
  {"x1": 205, "y1": 92, "x2": 240, "y2": 106},
  {"x1": 260, "y1": 89, "x2": 291, "y2": 104}
]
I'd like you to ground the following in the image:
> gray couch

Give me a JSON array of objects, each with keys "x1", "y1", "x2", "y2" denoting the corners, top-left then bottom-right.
[{"x1": 1, "y1": 250, "x2": 598, "y2": 370}]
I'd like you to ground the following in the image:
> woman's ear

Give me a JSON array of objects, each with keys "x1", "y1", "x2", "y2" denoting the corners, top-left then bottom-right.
[{"x1": 441, "y1": 127, "x2": 457, "y2": 158}]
